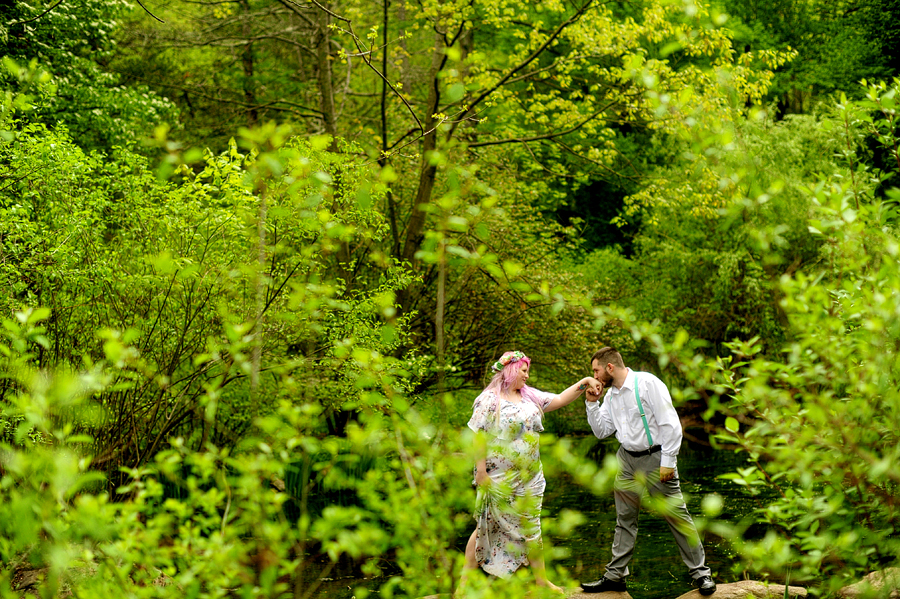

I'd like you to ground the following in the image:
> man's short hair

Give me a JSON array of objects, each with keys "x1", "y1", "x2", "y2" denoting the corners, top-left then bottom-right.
[{"x1": 591, "y1": 346, "x2": 624, "y2": 368}]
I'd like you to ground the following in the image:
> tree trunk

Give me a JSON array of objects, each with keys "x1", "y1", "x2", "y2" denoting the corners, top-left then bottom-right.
[
  {"x1": 315, "y1": 3, "x2": 354, "y2": 290},
  {"x1": 240, "y1": 0, "x2": 258, "y2": 127},
  {"x1": 400, "y1": 31, "x2": 446, "y2": 264},
  {"x1": 435, "y1": 241, "x2": 446, "y2": 393},
  {"x1": 251, "y1": 182, "x2": 268, "y2": 415},
  {"x1": 316, "y1": 6, "x2": 338, "y2": 143},
  {"x1": 380, "y1": 0, "x2": 399, "y2": 255}
]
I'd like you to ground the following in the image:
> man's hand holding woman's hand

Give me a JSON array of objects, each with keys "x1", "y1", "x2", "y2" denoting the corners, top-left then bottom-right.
[{"x1": 584, "y1": 377, "x2": 605, "y2": 402}]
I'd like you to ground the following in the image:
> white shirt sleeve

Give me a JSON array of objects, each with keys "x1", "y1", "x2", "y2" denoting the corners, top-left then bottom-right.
[
  {"x1": 586, "y1": 394, "x2": 616, "y2": 440},
  {"x1": 642, "y1": 374, "x2": 682, "y2": 469},
  {"x1": 534, "y1": 389, "x2": 557, "y2": 411}
]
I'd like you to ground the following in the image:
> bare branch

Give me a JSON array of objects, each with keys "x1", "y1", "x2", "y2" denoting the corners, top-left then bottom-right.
[
  {"x1": 297, "y1": 0, "x2": 350, "y2": 23},
  {"x1": 274, "y1": 0, "x2": 317, "y2": 28},
  {"x1": 134, "y1": 0, "x2": 166, "y2": 23},
  {"x1": 9, "y1": 0, "x2": 66, "y2": 26},
  {"x1": 387, "y1": 127, "x2": 421, "y2": 151}
]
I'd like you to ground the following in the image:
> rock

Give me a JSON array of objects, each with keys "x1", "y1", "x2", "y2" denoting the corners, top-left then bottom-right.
[
  {"x1": 839, "y1": 568, "x2": 900, "y2": 599},
  {"x1": 426, "y1": 579, "x2": 808, "y2": 599},
  {"x1": 671, "y1": 580, "x2": 806, "y2": 599},
  {"x1": 569, "y1": 589, "x2": 633, "y2": 599},
  {"x1": 568, "y1": 580, "x2": 806, "y2": 599},
  {"x1": 12, "y1": 568, "x2": 44, "y2": 590}
]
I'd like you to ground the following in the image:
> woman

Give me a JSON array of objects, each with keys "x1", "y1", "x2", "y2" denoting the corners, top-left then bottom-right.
[{"x1": 463, "y1": 350, "x2": 601, "y2": 591}]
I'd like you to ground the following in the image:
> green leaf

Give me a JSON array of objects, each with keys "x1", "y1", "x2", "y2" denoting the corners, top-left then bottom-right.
[{"x1": 446, "y1": 83, "x2": 466, "y2": 103}]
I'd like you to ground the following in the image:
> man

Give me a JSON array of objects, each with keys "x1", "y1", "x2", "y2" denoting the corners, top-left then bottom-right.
[{"x1": 580, "y1": 347, "x2": 716, "y2": 595}]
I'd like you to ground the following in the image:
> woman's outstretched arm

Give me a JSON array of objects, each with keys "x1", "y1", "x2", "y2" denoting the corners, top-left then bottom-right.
[{"x1": 544, "y1": 377, "x2": 603, "y2": 413}]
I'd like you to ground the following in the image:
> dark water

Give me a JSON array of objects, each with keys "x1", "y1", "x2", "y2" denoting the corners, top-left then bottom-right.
[{"x1": 301, "y1": 436, "x2": 760, "y2": 598}]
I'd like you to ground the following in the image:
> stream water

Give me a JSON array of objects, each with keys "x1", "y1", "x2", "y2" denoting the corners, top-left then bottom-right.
[{"x1": 302, "y1": 436, "x2": 761, "y2": 598}]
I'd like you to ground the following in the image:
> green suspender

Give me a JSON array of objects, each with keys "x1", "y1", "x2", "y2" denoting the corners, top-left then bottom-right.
[{"x1": 633, "y1": 374, "x2": 654, "y2": 447}]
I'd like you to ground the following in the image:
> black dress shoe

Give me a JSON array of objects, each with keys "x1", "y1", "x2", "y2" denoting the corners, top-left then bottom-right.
[
  {"x1": 695, "y1": 576, "x2": 716, "y2": 595},
  {"x1": 580, "y1": 576, "x2": 627, "y2": 593}
]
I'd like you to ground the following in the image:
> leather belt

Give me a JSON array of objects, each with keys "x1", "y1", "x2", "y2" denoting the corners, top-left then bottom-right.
[{"x1": 623, "y1": 445, "x2": 661, "y2": 458}]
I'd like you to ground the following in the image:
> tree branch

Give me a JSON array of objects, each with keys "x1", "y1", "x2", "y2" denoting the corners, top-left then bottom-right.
[
  {"x1": 467, "y1": 104, "x2": 610, "y2": 148},
  {"x1": 297, "y1": 0, "x2": 425, "y2": 132},
  {"x1": 501, "y1": 55, "x2": 589, "y2": 87},
  {"x1": 274, "y1": 0, "x2": 317, "y2": 28},
  {"x1": 126, "y1": 77, "x2": 325, "y2": 117},
  {"x1": 447, "y1": 0, "x2": 595, "y2": 139},
  {"x1": 133, "y1": 0, "x2": 166, "y2": 23},
  {"x1": 9, "y1": 0, "x2": 66, "y2": 26},
  {"x1": 549, "y1": 137, "x2": 642, "y2": 182}
]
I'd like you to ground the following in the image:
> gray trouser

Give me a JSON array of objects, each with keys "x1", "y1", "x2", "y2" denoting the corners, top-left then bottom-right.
[{"x1": 605, "y1": 446, "x2": 711, "y2": 581}]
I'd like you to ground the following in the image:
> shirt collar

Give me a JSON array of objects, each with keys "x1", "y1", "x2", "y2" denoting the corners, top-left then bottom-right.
[{"x1": 611, "y1": 368, "x2": 634, "y2": 394}]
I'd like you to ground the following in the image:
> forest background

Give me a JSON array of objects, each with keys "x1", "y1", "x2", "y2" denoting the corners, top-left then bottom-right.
[{"x1": 2, "y1": 0, "x2": 900, "y2": 597}]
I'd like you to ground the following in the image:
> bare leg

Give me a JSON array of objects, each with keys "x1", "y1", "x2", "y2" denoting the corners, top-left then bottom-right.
[
  {"x1": 529, "y1": 540, "x2": 564, "y2": 593},
  {"x1": 456, "y1": 530, "x2": 480, "y2": 597},
  {"x1": 464, "y1": 529, "x2": 479, "y2": 569}
]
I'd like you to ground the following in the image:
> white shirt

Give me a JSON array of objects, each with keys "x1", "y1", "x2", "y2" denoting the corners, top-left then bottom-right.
[{"x1": 585, "y1": 368, "x2": 683, "y2": 469}]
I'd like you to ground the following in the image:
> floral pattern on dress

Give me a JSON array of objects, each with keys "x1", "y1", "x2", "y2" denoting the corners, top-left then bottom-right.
[{"x1": 467, "y1": 390, "x2": 556, "y2": 578}]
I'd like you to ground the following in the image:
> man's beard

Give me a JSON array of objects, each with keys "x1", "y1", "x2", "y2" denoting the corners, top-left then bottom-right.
[{"x1": 600, "y1": 372, "x2": 614, "y2": 386}]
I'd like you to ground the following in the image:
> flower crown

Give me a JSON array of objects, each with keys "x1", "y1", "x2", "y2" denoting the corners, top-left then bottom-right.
[{"x1": 491, "y1": 351, "x2": 527, "y2": 372}]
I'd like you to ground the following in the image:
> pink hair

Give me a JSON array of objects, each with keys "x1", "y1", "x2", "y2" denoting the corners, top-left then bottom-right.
[{"x1": 477, "y1": 352, "x2": 545, "y2": 415}]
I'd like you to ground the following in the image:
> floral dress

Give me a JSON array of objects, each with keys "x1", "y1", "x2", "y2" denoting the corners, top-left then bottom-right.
[{"x1": 467, "y1": 389, "x2": 556, "y2": 577}]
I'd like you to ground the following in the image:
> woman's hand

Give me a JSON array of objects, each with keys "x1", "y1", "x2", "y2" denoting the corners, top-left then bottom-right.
[
  {"x1": 475, "y1": 458, "x2": 490, "y2": 487},
  {"x1": 584, "y1": 376, "x2": 603, "y2": 395},
  {"x1": 546, "y1": 376, "x2": 607, "y2": 412},
  {"x1": 475, "y1": 468, "x2": 490, "y2": 487},
  {"x1": 584, "y1": 377, "x2": 604, "y2": 402}
]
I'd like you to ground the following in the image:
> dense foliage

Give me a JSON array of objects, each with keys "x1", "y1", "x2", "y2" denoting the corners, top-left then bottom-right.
[
  {"x1": 1, "y1": 1, "x2": 177, "y2": 151},
  {"x1": 3, "y1": 0, "x2": 900, "y2": 597}
]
